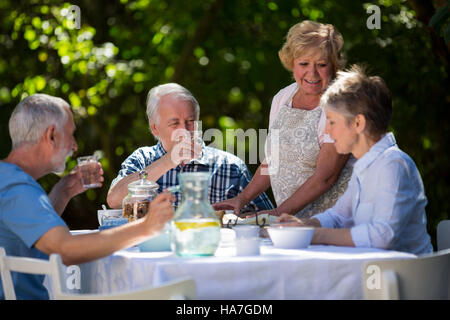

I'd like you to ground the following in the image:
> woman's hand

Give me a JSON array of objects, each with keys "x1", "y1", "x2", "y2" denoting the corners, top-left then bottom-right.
[
  {"x1": 276, "y1": 213, "x2": 322, "y2": 228},
  {"x1": 212, "y1": 195, "x2": 249, "y2": 216},
  {"x1": 275, "y1": 213, "x2": 305, "y2": 226},
  {"x1": 244, "y1": 209, "x2": 279, "y2": 219}
]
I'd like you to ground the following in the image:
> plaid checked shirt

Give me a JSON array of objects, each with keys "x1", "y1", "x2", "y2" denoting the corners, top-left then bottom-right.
[{"x1": 111, "y1": 142, "x2": 274, "y2": 211}]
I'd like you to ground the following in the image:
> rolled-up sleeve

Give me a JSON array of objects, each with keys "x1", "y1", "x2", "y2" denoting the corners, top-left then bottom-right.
[
  {"x1": 314, "y1": 208, "x2": 340, "y2": 228},
  {"x1": 110, "y1": 148, "x2": 150, "y2": 187},
  {"x1": 351, "y1": 221, "x2": 394, "y2": 249}
]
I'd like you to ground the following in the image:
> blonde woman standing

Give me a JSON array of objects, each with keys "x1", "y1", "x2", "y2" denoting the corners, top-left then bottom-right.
[{"x1": 214, "y1": 21, "x2": 353, "y2": 218}]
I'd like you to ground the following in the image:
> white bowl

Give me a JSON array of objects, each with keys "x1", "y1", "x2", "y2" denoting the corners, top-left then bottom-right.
[
  {"x1": 267, "y1": 227, "x2": 315, "y2": 249},
  {"x1": 97, "y1": 209, "x2": 123, "y2": 225}
]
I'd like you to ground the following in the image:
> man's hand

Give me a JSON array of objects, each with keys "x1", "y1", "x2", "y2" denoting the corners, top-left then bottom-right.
[
  {"x1": 49, "y1": 163, "x2": 104, "y2": 215},
  {"x1": 66, "y1": 163, "x2": 104, "y2": 197},
  {"x1": 166, "y1": 130, "x2": 202, "y2": 168},
  {"x1": 143, "y1": 192, "x2": 175, "y2": 235}
]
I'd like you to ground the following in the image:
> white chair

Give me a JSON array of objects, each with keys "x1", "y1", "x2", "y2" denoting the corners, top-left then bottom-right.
[
  {"x1": 362, "y1": 249, "x2": 450, "y2": 300},
  {"x1": 0, "y1": 247, "x2": 196, "y2": 300},
  {"x1": 437, "y1": 220, "x2": 450, "y2": 251}
]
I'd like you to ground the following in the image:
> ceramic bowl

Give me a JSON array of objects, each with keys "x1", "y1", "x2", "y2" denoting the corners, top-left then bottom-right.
[{"x1": 267, "y1": 226, "x2": 315, "y2": 249}]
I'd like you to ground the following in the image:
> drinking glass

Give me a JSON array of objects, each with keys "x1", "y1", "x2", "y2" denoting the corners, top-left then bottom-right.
[{"x1": 77, "y1": 155, "x2": 101, "y2": 188}]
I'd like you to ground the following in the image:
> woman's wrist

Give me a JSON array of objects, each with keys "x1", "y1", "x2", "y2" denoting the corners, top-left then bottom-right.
[
  {"x1": 311, "y1": 228, "x2": 322, "y2": 244},
  {"x1": 276, "y1": 203, "x2": 294, "y2": 216},
  {"x1": 237, "y1": 190, "x2": 252, "y2": 206},
  {"x1": 305, "y1": 218, "x2": 321, "y2": 228}
]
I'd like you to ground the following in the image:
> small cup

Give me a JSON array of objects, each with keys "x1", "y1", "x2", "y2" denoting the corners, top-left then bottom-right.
[
  {"x1": 235, "y1": 237, "x2": 260, "y2": 256},
  {"x1": 77, "y1": 155, "x2": 101, "y2": 188},
  {"x1": 232, "y1": 225, "x2": 259, "y2": 239}
]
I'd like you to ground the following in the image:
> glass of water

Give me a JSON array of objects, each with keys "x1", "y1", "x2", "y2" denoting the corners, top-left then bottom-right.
[{"x1": 77, "y1": 155, "x2": 101, "y2": 188}]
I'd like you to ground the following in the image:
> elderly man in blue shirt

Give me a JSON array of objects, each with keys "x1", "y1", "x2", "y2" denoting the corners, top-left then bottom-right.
[
  {"x1": 107, "y1": 83, "x2": 273, "y2": 212},
  {"x1": 0, "y1": 94, "x2": 174, "y2": 299},
  {"x1": 277, "y1": 65, "x2": 433, "y2": 254}
]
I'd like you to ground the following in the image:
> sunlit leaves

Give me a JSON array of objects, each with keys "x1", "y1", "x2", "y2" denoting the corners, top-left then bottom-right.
[
  {"x1": 21, "y1": 75, "x2": 46, "y2": 95},
  {"x1": 0, "y1": 87, "x2": 11, "y2": 103},
  {"x1": 218, "y1": 116, "x2": 237, "y2": 129},
  {"x1": 0, "y1": 0, "x2": 448, "y2": 234}
]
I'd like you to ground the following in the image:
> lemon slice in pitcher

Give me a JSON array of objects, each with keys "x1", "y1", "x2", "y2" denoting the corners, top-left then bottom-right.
[{"x1": 174, "y1": 219, "x2": 220, "y2": 231}]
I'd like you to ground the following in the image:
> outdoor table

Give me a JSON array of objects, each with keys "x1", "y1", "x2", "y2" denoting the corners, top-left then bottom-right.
[{"x1": 54, "y1": 229, "x2": 416, "y2": 299}]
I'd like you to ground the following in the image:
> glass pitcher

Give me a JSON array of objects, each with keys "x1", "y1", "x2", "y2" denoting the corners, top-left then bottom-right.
[
  {"x1": 170, "y1": 172, "x2": 221, "y2": 257},
  {"x1": 122, "y1": 171, "x2": 159, "y2": 222}
]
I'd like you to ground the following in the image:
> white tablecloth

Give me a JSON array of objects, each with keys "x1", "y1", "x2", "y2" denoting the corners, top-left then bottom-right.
[{"x1": 61, "y1": 229, "x2": 416, "y2": 299}]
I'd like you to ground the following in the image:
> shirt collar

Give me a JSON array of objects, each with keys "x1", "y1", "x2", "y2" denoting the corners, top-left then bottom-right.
[
  {"x1": 156, "y1": 141, "x2": 167, "y2": 156},
  {"x1": 353, "y1": 132, "x2": 397, "y2": 177}
]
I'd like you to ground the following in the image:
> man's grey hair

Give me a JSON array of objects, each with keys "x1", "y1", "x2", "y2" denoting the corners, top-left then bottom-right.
[
  {"x1": 8, "y1": 93, "x2": 70, "y2": 149},
  {"x1": 146, "y1": 83, "x2": 200, "y2": 125}
]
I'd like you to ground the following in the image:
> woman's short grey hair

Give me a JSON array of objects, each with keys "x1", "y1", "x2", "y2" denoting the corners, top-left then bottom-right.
[
  {"x1": 146, "y1": 83, "x2": 200, "y2": 125},
  {"x1": 320, "y1": 65, "x2": 392, "y2": 138},
  {"x1": 9, "y1": 93, "x2": 70, "y2": 149}
]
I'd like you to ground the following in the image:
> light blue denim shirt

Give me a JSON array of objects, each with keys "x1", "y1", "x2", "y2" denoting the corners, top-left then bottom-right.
[{"x1": 314, "y1": 132, "x2": 433, "y2": 254}]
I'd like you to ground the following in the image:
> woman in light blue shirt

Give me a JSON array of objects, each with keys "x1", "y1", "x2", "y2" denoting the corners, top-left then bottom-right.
[{"x1": 277, "y1": 65, "x2": 433, "y2": 254}]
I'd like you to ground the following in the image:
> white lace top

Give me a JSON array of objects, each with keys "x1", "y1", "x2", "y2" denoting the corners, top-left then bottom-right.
[{"x1": 268, "y1": 82, "x2": 333, "y2": 146}]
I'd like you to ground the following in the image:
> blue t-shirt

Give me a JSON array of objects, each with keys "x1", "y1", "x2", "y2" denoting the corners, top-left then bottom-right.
[{"x1": 0, "y1": 161, "x2": 66, "y2": 300}]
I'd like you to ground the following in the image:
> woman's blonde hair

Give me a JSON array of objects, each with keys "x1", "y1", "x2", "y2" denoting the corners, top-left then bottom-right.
[{"x1": 278, "y1": 20, "x2": 345, "y2": 76}]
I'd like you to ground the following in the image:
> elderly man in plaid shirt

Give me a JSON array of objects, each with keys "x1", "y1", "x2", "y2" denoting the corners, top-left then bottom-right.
[{"x1": 107, "y1": 83, "x2": 273, "y2": 212}]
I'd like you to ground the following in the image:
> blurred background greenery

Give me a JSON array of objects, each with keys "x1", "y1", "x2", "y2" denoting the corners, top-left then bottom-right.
[{"x1": 0, "y1": 0, "x2": 449, "y2": 248}]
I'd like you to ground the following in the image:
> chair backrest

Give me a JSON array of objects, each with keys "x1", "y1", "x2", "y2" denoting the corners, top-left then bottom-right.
[
  {"x1": 437, "y1": 220, "x2": 450, "y2": 251},
  {"x1": 362, "y1": 249, "x2": 450, "y2": 300},
  {"x1": 0, "y1": 247, "x2": 196, "y2": 300},
  {"x1": 0, "y1": 247, "x2": 65, "y2": 300},
  {"x1": 56, "y1": 277, "x2": 196, "y2": 300}
]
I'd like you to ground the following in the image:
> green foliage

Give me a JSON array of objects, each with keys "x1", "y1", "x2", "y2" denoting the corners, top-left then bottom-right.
[
  {"x1": 429, "y1": 0, "x2": 450, "y2": 43},
  {"x1": 0, "y1": 0, "x2": 448, "y2": 247}
]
